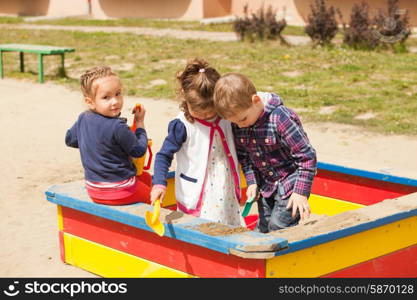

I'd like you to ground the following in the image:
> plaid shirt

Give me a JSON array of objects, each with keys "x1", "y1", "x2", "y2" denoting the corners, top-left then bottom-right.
[{"x1": 233, "y1": 92, "x2": 317, "y2": 199}]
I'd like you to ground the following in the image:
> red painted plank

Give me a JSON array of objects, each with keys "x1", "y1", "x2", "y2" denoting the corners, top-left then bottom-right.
[
  {"x1": 61, "y1": 207, "x2": 265, "y2": 278},
  {"x1": 312, "y1": 170, "x2": 417, "y2": 205},
  {"x1": 323, "y1": 244, "x2": 417, "y2": 278}
]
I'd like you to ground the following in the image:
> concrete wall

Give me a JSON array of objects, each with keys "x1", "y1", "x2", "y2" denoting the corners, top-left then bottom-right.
[
  {"x1": 292, "y1": 0, "x2": 416, "y2": 26},
  {"x1": 0, "y1": 0, "x2": 203, "y2": 19},
  {"x1": 231, "y1": 0, "x2": 306, "y2": 25},
  {"x1": 0, "y1": 0, "x2": 415, "y2": 25},
  {"x1": 47, "y1": 0, "x2": 88, "y2": 16},
  {"x1": 231, "y1": 0, "x2": 417, "y2": 26},
  {"x1": 0, "y1": 0, "x2": 50, "y2": 16},
  {"x1": 92, "y1": 0, "x2": 203, "y2": 20},
  {"x1": 204, "y1": 0, "x2": 232, "y2": 18}
]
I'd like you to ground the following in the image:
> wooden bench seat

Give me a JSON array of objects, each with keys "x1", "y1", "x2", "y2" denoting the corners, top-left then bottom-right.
[{"x1": 0, "y1": 43, "x2": 75, "y2": 83}]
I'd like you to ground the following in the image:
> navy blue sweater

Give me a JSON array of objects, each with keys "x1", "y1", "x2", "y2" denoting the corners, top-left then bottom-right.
[
  {"x1": 65, "y1": 110, "x2": 148, "y2": 182},
  {"x1": 152, "y1": 119, "x2": 187, "y2": 186}
]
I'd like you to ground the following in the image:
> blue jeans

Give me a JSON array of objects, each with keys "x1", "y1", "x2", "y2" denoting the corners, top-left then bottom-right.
[{"x1": 255, "y1": 191, "x2": 300, "y2": 233}]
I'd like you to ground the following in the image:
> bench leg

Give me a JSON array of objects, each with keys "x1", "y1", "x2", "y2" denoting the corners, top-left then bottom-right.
[
  {"x1": 38, "y1": 54, "x2": 44, "y2": 83},
  {"x1": 60, "y1": 53, "x2": 66, "y2": 77},
  {"x1": 20, "y1": 52, "x2": 25, "y2": 73},
  {"x1": 0, "y1": 50, "x2": 3, "y2": 79}
]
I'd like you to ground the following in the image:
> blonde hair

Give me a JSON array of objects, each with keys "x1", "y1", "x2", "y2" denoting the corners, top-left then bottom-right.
[
  {"x1": 80, "y1": 66, "x2": 117, "y2": 99},
  {"x1": 214, "y1": 73, "x2": 257, "y2": 118},
  {"x1": 177, "y1": 58, "x2": 220, "y2": 123}
]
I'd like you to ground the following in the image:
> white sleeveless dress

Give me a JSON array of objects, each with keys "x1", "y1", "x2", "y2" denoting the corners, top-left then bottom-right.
[{"x1": 199, "y1": 128, "x2": 244, "y2": 226}]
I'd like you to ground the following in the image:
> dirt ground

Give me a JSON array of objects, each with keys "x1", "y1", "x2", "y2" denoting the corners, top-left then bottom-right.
[{"x1": 0, "y1": 78, "x2": 416, "y2": 277}]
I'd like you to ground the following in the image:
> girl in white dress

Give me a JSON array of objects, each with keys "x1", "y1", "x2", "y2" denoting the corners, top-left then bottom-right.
[{"x1": 151, "y1": 58, "x2": 243, "y2": 226}]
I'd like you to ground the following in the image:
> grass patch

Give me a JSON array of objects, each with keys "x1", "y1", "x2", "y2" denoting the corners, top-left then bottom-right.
[
  {"x1": 0, "y1": 16, "x2": 24, "y2": 24},
  {"x1": 0, "y1": 28, "x2": 416, "y2": 135},
  {"x1": 283, "y1": 25, "x2": 307, "y2": 36},
  {"x1": 0, "y1": 16, "x2": 308, "y2": 36},
  {"x1": 28, "y1": 17, "x2": 235, "y2": 32}
]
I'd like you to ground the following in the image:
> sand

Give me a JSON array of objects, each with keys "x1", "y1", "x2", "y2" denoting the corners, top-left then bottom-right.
[
  {"x1": 271, "y1": 193, "x2": 417, "y2": 243},
  {"x1": 1, "y1": 78, "x2": 416, "y2": 277}
]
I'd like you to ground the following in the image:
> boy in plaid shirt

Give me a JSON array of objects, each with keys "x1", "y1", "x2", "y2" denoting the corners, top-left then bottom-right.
[{"x1": 214, "y1": 73, "x2": 317, "y2": 233}]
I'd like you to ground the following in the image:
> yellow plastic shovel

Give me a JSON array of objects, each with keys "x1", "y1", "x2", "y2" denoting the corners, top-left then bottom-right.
[{"x1": 145, "y1": 199, "x2": 165, "y2": 236}]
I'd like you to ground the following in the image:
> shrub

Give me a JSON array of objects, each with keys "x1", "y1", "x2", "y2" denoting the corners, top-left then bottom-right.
[
  {"x1": 305, "y1": 0, "x2": 339, "y2": 46},
  {"x1": 234, "y1": 5, "x2": 251, "y2": 41},
  {"x1": 233, "y1": 4, "x2": 287, "y2": 44},
  {"x1": 342, "y1": 1, "x2": 379, "y2": 49},
  {"x1": 373, "y1": 0, "x2": 411, "y2": 47},
  {"x1": 341, "y1": 0, "x2": 411, "y2": 51}
]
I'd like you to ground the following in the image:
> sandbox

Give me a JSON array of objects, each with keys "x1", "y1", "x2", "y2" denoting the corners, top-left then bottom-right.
[{"x1": 45, "y1": 162, "x2": 417, "y2": 277}]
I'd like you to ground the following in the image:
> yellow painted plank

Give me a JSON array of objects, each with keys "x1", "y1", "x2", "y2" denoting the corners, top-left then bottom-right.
[
  {"x1": 266, "y1": 216, "x2": 417, "y2": 278},
  {"x1": 309, "y1": 194, "x2": 364, "y2": 216},
  {"x1": 57, "y1": 205, "x2": 63, "y2": 231},
  {"x1": 63, "y1": 233, "x2": 194, "y2": 278}
]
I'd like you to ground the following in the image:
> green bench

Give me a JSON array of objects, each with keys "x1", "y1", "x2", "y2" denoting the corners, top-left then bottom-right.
[{"x1": 0, "y1": 44, "x2": 75, "y2": 83}]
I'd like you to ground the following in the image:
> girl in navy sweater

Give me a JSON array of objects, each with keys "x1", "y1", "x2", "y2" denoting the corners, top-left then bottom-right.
[{"x1": 66, "y1": 66, "x2": 150, "y2": 205}]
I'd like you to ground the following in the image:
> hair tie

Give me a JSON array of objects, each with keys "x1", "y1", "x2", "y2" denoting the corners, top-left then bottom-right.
[{"x1": 199, "y1": 68, "x2": 206, "y2": 73}]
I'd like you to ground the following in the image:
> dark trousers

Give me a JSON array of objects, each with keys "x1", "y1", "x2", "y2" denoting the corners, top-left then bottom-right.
[{"x1": 255, "y1": 191, "x2": 300, "y2": 233}]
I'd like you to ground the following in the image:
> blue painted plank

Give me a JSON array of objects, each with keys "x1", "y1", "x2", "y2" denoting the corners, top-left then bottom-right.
[
  {"x1": 274, "y1": 208, "x2": 417, "y2": 256},
  {"x1": 317, "y1": 162, "x2": 417, "y2": 187},
  {"x1": 45, "y1": 182, "x2": 288, "y2": 255}
]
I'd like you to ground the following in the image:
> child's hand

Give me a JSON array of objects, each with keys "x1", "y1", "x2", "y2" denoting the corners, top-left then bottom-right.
[
  {"x1": 150, "y1": 185, "x2": 166, "y2": 205},
  {"x1": 286, "y1": 192, "x2": 310, "y2": 221},
  {"x1": 246, "y1": 184, "x2": 258, "y2": 201},
  {"x1": 132, "y1": 104, "x2": 146, "y2": 129}
]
